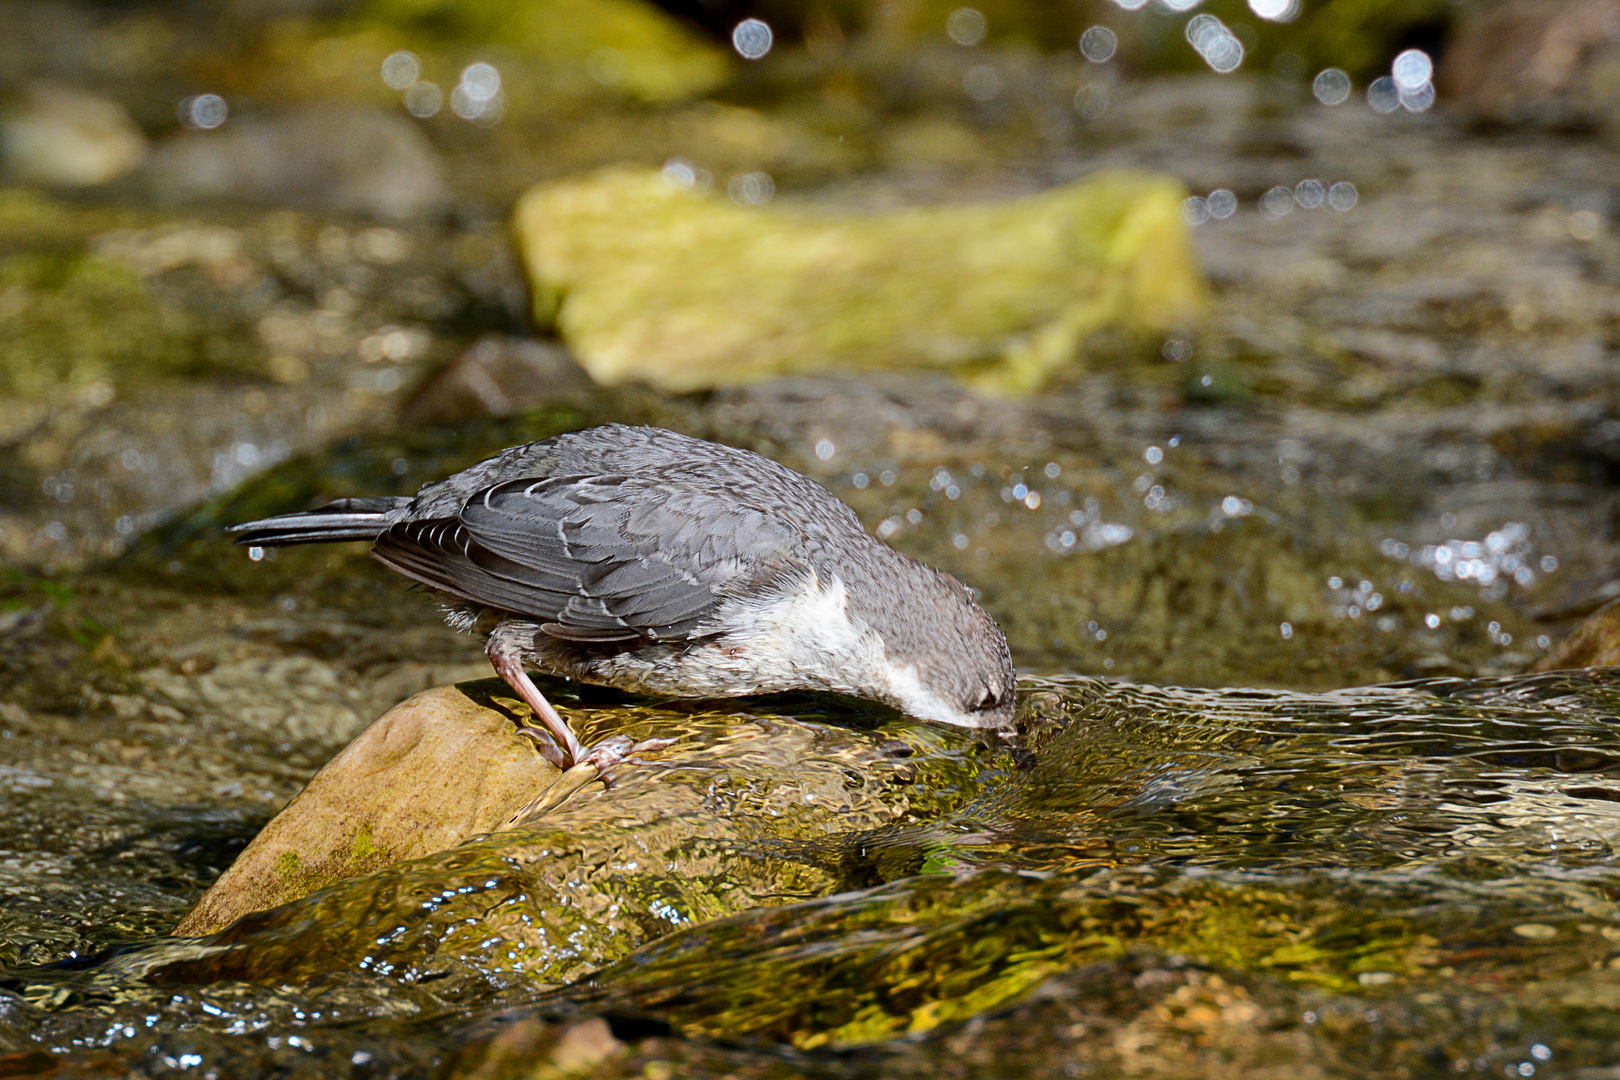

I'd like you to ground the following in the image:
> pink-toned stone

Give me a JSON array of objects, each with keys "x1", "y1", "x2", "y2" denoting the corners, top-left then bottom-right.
[
  {"x1": 175, "y1": 683, "x2": 555, "y2": 936},
  {"x1": 1443, "y1": 0, "x2": 1620, "y2": 106}
]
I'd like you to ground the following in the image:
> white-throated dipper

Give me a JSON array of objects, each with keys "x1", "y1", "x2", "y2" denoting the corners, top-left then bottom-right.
[{"x1": 231, "y1": 425, "x2": 1015, "y2": 771}]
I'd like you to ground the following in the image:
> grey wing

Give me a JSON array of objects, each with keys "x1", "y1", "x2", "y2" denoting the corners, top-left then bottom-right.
[{"x1": 372, "y1": 474, "x2": 798, "y2": 642}]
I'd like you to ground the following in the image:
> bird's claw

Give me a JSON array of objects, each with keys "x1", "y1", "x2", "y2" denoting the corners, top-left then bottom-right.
[
  {"x1": 514, "y1": 725, "x2": 570, "y2": 769},
  {"x1": 515, "y1": 728, "x2": 678, "y2": 784},
  {"x1": 575, "y1": 735, "x2": 677, "y2": 787},
  {"x1": 505, "y1": 734, "x2": 679, "y2": 825}
]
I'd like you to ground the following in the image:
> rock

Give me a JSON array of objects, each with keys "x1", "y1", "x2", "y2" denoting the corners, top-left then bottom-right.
[
  {"x1": 156, "y1": 680, "x2": 993, "y2": 986},
  {"x1": 1442, "y1": 0, "x2": 1620, "y2": 122},
  {"x1": 512, "y1": 168, "x2": 1205, "y2": 395},
  {"x1": 0, "y1": 82, "x2": 149, "y2": 187},
  {"x1": 400, "y1": 334, "x2": 596, "y2": 423},
  {"x1": 174, "y1": 683, "x2": 556, "y2": 936},
  {"x1": 204, "y1": 0, "x2": 730, "y2": 118},
  {"x1": 144, "y1": 107, "x2": 448, "y2": 221},
  {"x1": 1532, "y1": 597, "x2": 1620, "y2": 671},
  {"x1": 365, "y1": 0, "x2": 733, "y2": 105}
]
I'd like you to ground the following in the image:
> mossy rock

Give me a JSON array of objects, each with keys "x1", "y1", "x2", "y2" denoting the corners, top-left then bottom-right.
[
  {"x1": 559, "y1": 868, "x2": 1438, "y2": 1049},
  {"x1": 200, "y1": 0, "x2": 731, "y2": 113},
  {"x1": 513, "y1": 168, "x2": 1206, "y2": 395},
  {"x1": 155, "y1": 681, "x2": 996, "y2": 988}
]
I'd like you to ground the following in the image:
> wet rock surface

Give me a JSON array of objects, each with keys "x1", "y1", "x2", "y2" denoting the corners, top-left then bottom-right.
[
  {"x1": 3, "y1": 0, "x2": 1620, "y2": 1075},
  {"x1": 143, "y1": 107, "x2": 450, "y2": 222},
  {"x1": 173, "y1": 683, "x2": 562, "y2": 937},
  {"x1": 8, "y1": 671, "x2": 1620, "y2": 1077}
]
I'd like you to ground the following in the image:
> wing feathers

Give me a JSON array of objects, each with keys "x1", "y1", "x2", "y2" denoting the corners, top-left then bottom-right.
[{"x1": 369, "y1": 471, "x2": 798, "y2": 643}]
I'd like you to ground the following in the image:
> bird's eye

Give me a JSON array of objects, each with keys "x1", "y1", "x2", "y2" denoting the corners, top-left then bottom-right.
[{"x1": 974, "y1": 689, "x2": 999, "y2": 711}]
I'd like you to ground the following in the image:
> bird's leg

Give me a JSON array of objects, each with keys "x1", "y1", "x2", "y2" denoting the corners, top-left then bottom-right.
[
  {"x1": 487, "y1": 642, "x2": 583, "y2": 768},
  {"x1": 486, "y1": 628, "x2": 678, "y2": 810},
  {"x1": 506, "y1": 733, "x2": 684, "y2": 823}
]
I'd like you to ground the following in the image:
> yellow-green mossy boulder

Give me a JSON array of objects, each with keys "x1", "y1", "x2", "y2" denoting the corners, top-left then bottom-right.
[
  {"x1": 226, "y1": 0, "x2": 731, "y2": 111},
  {"x1": 363, "y1": 0, "x2": 731, "y2": 105},
  {"x1": 513, "y1": 168, "x2": 1207, "y2": 395}
]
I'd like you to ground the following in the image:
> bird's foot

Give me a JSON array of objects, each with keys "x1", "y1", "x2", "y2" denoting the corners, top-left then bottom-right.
[
  {"x1": 589, "y1": 735, "x2": 678, "y2": 789},
  {"x1": 514, "y1": 725, "x2": 571, "y2": 769},
  {"x1": 515, "y1": 729, "x2": 677, "y2": 776},
  {"x1": 505, "y1": 735, "x2": 679, "y2": 826}
]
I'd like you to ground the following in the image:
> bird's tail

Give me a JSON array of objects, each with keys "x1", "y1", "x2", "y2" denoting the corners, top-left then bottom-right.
[{"x1": 229, "y1": 497, "x2": 411, "y2": 546}]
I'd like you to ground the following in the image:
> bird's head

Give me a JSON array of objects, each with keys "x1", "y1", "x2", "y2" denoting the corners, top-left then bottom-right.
[{"x1": 866, "y1": 564, "x2": 1017, "y2": 731}]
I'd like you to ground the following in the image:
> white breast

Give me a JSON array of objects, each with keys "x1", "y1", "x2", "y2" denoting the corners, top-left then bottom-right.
[
  {"x1": 720, "y1": 571, "x2": 883, "y2": 693},
  {"x1": 722, "y1": 572, "x2": 977, "y2": 727}
]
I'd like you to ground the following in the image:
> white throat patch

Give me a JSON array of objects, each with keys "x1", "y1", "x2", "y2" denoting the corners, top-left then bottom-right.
[{"x1": 883, "y1": 662, "x2": 980, "y2": 729}]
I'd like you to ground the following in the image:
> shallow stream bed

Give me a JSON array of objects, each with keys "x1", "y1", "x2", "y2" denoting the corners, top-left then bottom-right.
[{"x1": 2, "y1": 64, "x2": 1620, "y2": 1079}]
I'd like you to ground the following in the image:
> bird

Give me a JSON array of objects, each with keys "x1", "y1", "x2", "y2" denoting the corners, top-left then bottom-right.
[{"x1": 230, "y1": 424, "x2": 1016, "y2": 772}]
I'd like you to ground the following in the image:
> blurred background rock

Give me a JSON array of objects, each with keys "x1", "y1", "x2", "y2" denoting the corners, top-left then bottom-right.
[
  {"x1": 8, "y1": 2, "x2": 1620, "y2": 1074},
  {"x1": 2, "y1": 0, "x2": 1620, "y2": 682}
]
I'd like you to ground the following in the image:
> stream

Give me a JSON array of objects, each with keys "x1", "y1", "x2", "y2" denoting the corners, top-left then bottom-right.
[{"x1": 4, "y1": 2, "x2": 1620, "y2": 1075}]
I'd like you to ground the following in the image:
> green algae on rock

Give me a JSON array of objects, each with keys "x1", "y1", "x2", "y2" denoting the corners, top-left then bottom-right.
[
  {"x1": 0, "y1": 247, "x2": 254, "y2": 401},
  {"x1": 359, "y1": 0, "x2": 732, "y2": 105},
  {"x1": 553, "y1": 868, "x2": 1440, "y2": 1051},
  {"x1": 512, "y1": 169, "x2": 1206, "y2": 395}
]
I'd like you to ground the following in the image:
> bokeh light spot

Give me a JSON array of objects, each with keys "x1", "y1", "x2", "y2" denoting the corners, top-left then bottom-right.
[
  {"x1": 381, "y1": 51, "x2": 420, "y2": 91},
  {"x1": 732, "y1": 19, "x2": 773, "y2": 59},
  {"x1": 459, "y1": 62, "x2": 501, "y2": 102},
  {"x1": 1313, "y1": 68, "x2": 1351, "y2": 105},
  {"x1": 1074, "y1": 83, "x2": 1109, "y2": 119},
  {"x1": 1186, "y1": 14, "x2": 1244, "y2": 73},
  {"x1": 1260, "y1": 185, "x2": 1294, "y2": 218},
  {"x1": 1367, "y1": 76, "x2": 1400, "y2": 114},
  {"x1": 1080, "y1": 27, "x2": 1117, "y2": 63},
  {"x1": 963, "y1": 64, "x2": 1000, "y2": 101},
  {"x1": 947, "y1": 8, "x2": 987, "y2": 46},
  {"x1": 179, "y1": 93, "x2": 228, "y2": 130},
  {"x1": 404, "y1": 81, "x2": 442, "y2": 117},
  {"x1": 1400, "y1": 81, "x2": 1435, "y2": 113},
  {"x1": 1248, "y1": 0, "x2": 1299, "y2": 20},
  {"x1": 1392, "y1": 49, "x2": 1433, "y2": 91},
  {"x1": 728, "y1": 172, "x2": 774, "y2": 205}
]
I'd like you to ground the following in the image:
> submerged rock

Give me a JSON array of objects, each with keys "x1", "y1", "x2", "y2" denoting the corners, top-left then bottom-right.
[{"x1": 512, "y1": 168, "x2": 1206, "y2": 395}]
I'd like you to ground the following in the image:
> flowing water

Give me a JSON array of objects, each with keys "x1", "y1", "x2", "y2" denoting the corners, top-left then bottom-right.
[
  {"x1": 2, "y1": 9, "x2": 1620, "y2": 1074},
  {"x1": 5, "y1": 668, "x2": 1620, "y2": 1077},
  {"x1": 0, "y1": 354, "x2": 1615, "y2": 1078}
]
